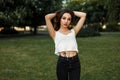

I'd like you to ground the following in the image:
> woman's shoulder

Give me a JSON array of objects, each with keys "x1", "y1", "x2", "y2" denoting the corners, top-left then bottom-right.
[
  {"x1": 70, "y1": 29, "x2": 75, "y2": 32},
  {"x1": 70, "y1": 29, "x2": 76, "y2": 36}
]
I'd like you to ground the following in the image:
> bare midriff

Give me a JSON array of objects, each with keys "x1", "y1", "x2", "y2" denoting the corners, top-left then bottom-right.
[{"x1": 59, "y1": 51, "x2": 77, "y2": 58}]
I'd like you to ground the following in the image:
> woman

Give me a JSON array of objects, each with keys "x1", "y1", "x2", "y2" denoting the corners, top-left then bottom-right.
[{"x1": 45, "y1": 9, "x2": 86, "y2": 80}]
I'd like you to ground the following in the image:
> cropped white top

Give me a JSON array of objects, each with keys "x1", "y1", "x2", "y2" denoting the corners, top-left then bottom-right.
[{"x1": 54, "y1": 29, "x2": 78, "y2": 55}]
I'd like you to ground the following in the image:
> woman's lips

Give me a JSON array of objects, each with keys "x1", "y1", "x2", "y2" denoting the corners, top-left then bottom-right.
[{"x1": 64, "y1": 24, "x2": 67, "y2": 26}]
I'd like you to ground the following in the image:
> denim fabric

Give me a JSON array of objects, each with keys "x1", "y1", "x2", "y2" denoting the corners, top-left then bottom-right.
[{"x1": 56, "y1": 55, "x2": 81, "y2": 80}]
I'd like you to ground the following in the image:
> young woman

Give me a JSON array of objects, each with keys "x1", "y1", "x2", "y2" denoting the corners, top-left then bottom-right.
[{"x1": 45, "y1": 9, "x2": 86, "y2": 80}]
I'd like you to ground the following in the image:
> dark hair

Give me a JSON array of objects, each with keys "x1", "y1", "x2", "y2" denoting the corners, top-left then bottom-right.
[{"x1": 54, "y1": 9, "x2": 74, "y2": 31}]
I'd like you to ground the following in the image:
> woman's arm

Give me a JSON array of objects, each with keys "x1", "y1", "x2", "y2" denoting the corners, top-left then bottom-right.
[
  {"x1": 73, "y1": 11, "x2": 86, "y2": 35},
  {"x1": 45, "y1": 13, "x2": 56, "y2": 40}
]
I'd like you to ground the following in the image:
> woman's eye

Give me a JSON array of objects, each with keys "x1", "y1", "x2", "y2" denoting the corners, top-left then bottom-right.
[
  {"x1": 62, "y1": 17, "x2": 71, "y2": 21},
  {"x1": 68, "y1": 18, "x2": 71, "y2": 21},
  {"x1": 62, "y1": 17, "x2": 66, "y2": 20}
]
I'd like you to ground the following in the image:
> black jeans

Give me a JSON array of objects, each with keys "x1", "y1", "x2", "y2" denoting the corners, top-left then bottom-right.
[{"x1": 56, "y1": 54, "x2": 81, "y2": 80}]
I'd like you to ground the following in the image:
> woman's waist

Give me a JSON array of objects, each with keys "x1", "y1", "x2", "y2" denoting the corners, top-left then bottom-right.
[{"x1": 59, "y1": 51, "x2": 77, "y2": 58}]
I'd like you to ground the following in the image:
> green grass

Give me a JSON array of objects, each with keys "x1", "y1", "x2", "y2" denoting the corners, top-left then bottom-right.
[{"x1": 0, "y1": 33, "x2": 120, "y2": 80}]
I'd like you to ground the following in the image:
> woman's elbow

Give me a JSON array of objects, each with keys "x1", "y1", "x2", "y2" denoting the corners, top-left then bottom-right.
[
  {"x1": 83, "y1": 13, "x2": 87, "y2": 17},
  {"x1": 45, "y1": 14, "x2": 49, "y2": 20}
]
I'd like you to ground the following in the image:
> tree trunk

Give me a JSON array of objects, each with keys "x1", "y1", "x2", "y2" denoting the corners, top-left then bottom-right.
[{"x1": 33, "y1": 26, "x2": 37, "y2": 35}]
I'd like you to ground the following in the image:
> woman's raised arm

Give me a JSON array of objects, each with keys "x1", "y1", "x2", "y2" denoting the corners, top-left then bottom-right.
[
  {"x1": 73, "y1": 11, "x2": 86, "y2": 35},
  {"x1": 45, "y1": 13, "x2": 56, "y2": 40}
]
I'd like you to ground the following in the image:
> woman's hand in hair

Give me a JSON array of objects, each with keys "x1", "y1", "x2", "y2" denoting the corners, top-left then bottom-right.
[{"x1": 45, "y1": 13, "x2": 56, "y2": 20}]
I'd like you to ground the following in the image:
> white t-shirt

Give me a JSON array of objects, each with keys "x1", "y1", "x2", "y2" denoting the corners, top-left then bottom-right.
[{"x1": 54, "y1": 29, "x2": 78, "y2": 56}]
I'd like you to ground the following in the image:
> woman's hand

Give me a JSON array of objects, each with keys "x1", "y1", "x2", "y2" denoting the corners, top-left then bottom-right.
[{"x1": 45, "y1": 13, "x2": 56, "y2": 20}]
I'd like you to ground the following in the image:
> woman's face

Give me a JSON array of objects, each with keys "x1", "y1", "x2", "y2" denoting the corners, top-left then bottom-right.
[{"x1": 60, "y1": 13, "x2": 72, "y2": 28}]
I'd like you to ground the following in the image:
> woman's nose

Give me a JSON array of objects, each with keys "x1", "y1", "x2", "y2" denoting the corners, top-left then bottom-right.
[{"x1": 65, "y1": 19, "x2": 68, "y2": 23}]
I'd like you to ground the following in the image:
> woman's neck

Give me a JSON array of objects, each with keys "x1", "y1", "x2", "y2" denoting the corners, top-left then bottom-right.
[
  {"x1": 59, "y1": 27, "x2": 69, "y2": 32},
  {"x1": 58, "y1": 27, "x2": 70, "y2": 35}
]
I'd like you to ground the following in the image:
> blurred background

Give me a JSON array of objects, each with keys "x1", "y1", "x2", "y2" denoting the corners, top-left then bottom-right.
[{"x1": 0, "y1": 0, "x2": 120, "y2": 37}]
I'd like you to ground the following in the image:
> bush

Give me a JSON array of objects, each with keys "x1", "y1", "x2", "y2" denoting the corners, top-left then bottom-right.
[
  {"x1": 77, "y1": 24, "x2": 101, "y2": 37},
  {"x1": 0, "y1": 28, "x2": 18, "y2": 34},
  {"x1": 106, "y1": 24, "x2": 120, "y2": 32}
]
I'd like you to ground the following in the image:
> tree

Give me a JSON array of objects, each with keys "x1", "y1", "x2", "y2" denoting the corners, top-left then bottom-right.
[
  {"x1": 106, "y1": 0, "x2": 120, "y2": 24},
  {"x1": 65, "y1": 0, "x2": 120, "y2": 24},
  {"x1": 27, "y1": 0, "x2": 62, "y2": 34},
  {"x1": 0, "y1": 0, "x2": 63, "y2": 34},
  {"x1": 66, "y1": 0, "x2": 106, "y2": 24},
  {"x1": 65, "y1": 0, "x2": 104, "y2": 36}
]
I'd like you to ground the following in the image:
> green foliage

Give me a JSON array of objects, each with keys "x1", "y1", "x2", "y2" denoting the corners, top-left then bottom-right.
[
  {"x1": 66, "y1": 1, "x2": 106, "y2": 23},
  {"x1": 104, "y1": 23, "x2": 120, "y2": 32},
  {"x1": 0, "y1": 0, "x2": 62, "y2": 29},
  {"x1": 66, "y1": 1, "x2": 103, "y2": 36},
  {"x1": 66, "y1": 1, "x2": 83, "y2": 11},
  {"x1": 77, "y1": 23, "x2": 101, "y2": 37},
  {"x1": 66, "y1": 0, "x2": 119, "y2": 32},
  {"x1": 0, "y1": 12, "x2": 12, "y2": 27},
  {"x1": 0, "y1": 0, "x2": 14, "y2": 11},
  {"x1": 30, "y1": 0, "x2": 62, "y2": 25},
  {"x1": 68, "y1": 0, "x2": 120, "y2": 24},
  {"x1": 106, "y1": 0, "x2": 120, "y2": 23}
]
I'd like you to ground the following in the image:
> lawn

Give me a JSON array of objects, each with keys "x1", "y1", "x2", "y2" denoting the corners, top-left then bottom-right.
[{"x1": 0, "y1": 33, "x2": 120, "y2": 80}]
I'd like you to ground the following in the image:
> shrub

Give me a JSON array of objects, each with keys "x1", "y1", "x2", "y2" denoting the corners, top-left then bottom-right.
[
  {"x1": 106, "y1": 23, "x2": 120, "y2": 32},
  {"x1": 77, "y1": 24, "x2": 101, "y2": 37},
  {"x1": 0, "y1": 28, "x2": 18, "y2": 34}
]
